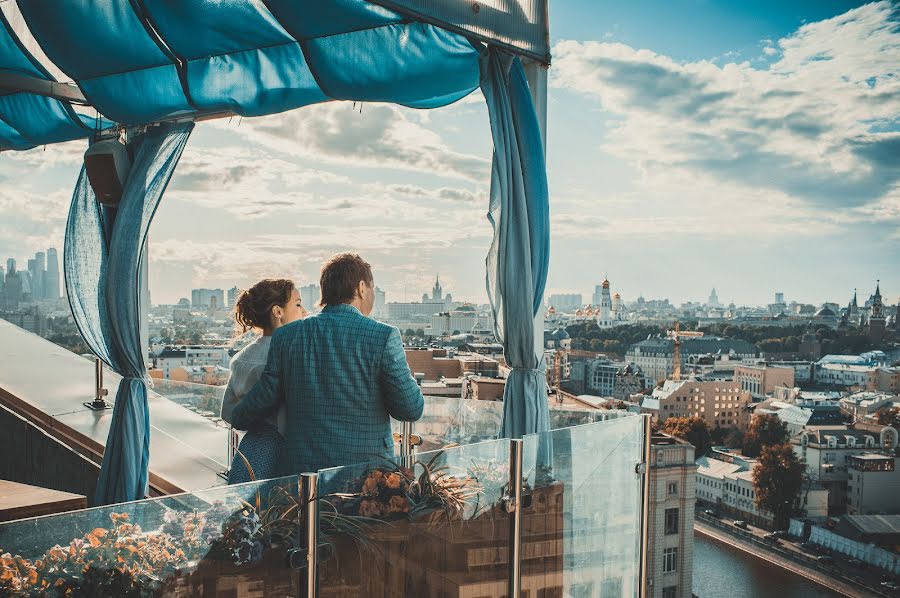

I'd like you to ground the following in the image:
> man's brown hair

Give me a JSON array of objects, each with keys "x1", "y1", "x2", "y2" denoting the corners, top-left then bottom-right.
[{"x1": 320, "y1": 253, "x2": 373, "y2": 307}]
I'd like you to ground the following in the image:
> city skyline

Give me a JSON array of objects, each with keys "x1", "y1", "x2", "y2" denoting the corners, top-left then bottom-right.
[{"x1": 1, "y1": 2, "x2": 897, "y2": 307}]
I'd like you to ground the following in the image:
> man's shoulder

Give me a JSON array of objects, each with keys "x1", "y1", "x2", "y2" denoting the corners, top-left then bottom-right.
[{"x1": 344, "y1": 312, "x2": 397, "y2": 340}]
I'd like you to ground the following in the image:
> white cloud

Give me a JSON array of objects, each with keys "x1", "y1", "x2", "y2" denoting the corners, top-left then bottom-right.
[
  {"x1": 210, "y1": 102, "x2": 490, "y2": 183},
  {"x1": 551, "y1": 2, "x2": 900, "y2": 211}
]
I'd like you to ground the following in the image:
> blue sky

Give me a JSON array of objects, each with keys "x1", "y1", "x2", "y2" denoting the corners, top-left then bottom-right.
[{"x1": 1, "y1": 1, "x2": 896, "y2": 308}]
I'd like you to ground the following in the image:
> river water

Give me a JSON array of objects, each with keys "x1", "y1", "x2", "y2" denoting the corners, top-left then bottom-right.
[{"x1": 693, "y1": 532, "x2": 844, "y2": 598}]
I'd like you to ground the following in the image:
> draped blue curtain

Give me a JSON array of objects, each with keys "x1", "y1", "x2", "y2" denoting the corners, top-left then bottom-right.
[
  {"x1": 65, "y1": 122, "x2": 194, "y2": 504},
  {"x1": 480, "y1": 48, "x2": 551, "y2": 438}
]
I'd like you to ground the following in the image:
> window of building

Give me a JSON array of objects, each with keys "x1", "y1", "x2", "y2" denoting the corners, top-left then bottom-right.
[
  {"x1": 667, "y1": 481, "x2": 678, "y2": 496},
  {"x1": 665, "y1": 508, "x2": 679, "y2": 535},
  {"x1": 663, "y1": 547, "x2": 678, "y2": 573},
  {"x1": 662, "y1": 587, "x2": 677, "y2": 598}
]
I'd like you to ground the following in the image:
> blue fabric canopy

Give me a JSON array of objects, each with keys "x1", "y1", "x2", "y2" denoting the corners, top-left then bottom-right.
[
  {"x1": 66, "y1": 123, "x2": 194, "y2": 505},
  {"x1": 15, "y1": 0, "x2": 480, "y2": 125},
  {"x1": 0, "y1": 11, "x2": 96, "y2": 150},
  {"x1": 481, "y1": 48, "x2": 550, "y2": 439}
]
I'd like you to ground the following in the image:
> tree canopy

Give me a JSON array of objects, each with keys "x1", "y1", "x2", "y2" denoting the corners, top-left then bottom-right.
[
  {"x1": 661, "y1": 416, "x2": 712, "y2": 455},
  {"x1": 743, "y1": 414, "x2": 789, "y2": 458},
  {"x1": 752, "y1": 443, "x2": 804, "y2": 529}
]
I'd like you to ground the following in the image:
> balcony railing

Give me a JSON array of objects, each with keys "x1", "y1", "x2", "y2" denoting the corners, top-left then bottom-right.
[{"x1": 0, "y1": 403, "x2": 650, "y2": 597}]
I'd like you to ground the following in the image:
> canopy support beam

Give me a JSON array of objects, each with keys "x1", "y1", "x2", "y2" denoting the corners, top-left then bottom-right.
[{"x1": 0, "y1": 71, "x2": 88, "y2": 104}]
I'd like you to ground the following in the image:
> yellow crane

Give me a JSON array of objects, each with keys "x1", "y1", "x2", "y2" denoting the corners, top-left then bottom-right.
[{"x1": 666, "y1": 322, "x2": 704, "y2": 381}]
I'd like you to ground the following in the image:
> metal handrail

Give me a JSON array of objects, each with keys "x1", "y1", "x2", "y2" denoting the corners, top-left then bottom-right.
[
  {"x1": 301, "y1": 473, "x2": 318, "y2": 597},
  {"x1": 505, "y1": 438, "x2": 524, "y2": 598}
]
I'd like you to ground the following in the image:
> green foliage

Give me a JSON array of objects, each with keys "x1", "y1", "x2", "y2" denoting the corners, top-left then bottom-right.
[
  {"x1": 701, "y1": 322, "x2": 886, "y2": 354},
  {"x1": 661, "y1": 416, "x2": 712, "y2": 455},
  {"x1": 565, "y1": 323, "x2": 665, "y2": 358},
  {"x1": 711, "y1": 426, "x2": 744, "y2": 449},
  {"x1": 752, "y1": 443, "x2": 804, "y2": 529},
  {"x1": 743, "y1": 414, "x2": 789, "y2": 458}
]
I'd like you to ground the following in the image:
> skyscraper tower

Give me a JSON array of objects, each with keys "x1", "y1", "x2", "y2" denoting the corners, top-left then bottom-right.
[
  {"x1": 708, "y1": 288, "x2": 720, "y2": 308},
  {"x1": 4, "y1": 259, "x2": 21, "y2": 309},
  {"x1": 45, "y1": 248, "x2": 60, "y2": 301},
  {"x1": 34, "y1": 251, "x2": 46, "y2": 301},
  {"x1": 432, "y1": 275, "x2": 443, "y2": 303}
]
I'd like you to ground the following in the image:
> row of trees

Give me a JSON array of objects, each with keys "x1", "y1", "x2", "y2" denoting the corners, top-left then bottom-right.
[
  {"x1": 661, "y1": 414, "x2": 802, "y2": 529},
  {"x1": 565, "y1": 323, "x2": 665, "y2": 358},
  {"x1": 659, "y1": 414, "x2": 789, "y2": 458}
]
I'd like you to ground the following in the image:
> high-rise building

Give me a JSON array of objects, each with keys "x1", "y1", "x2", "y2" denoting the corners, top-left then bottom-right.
[
  {"x1": 45, "y1": 248, "x2": 60, "y2": 301},
  {"x1": 191, "y1": 288, "x2": 225, "y2": 310},
  {"x1": 299, "y1": 284, "x2": 321, "y2": 311},
  {"x1": 646, "y1": 434, "x2": 695, "y2": 598},
  {"x1": 4, "y1": 259, "x2": 22, "y2": 309},
  {"x1": 775, "y1": 292, "x2": 785, "y2": 305},
  {"x1": 374, "y1": 286, "x2": 386, "y2": 318},
  {"x1": 227, "y1": 286, "x2": 240, "y2": 308},
  {"x1": 22, "y1": 258, "x2": 36, "y2": 301},
  {"x1": 707, "y1": 288, "x2": 720, "y2": 308},
  {"x1": 432, "y1": 276, "x2": 443, "y2": 303},
  {"x1": 34, "y1": 251, "x2": 45, "y2": 301},
  {"x1": 547, "y1": 293, "x2": 582, "y2": 313},
  {"x1": 592, "y1": 284, "x2": 603, "y2": 307}
]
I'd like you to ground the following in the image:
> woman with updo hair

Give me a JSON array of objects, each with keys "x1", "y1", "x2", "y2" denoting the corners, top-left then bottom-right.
[{"x1": 220, "y1": 279, "x2": 307, "y2": 484}]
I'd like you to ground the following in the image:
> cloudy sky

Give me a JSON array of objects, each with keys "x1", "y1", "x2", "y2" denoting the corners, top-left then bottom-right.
[{"x1": 1, "y1": 0, "x2": 897, "y2": 307}]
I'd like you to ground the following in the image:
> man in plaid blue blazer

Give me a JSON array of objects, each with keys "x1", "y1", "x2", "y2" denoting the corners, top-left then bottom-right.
[{"x1": 231, "y1": 254, "x2": 424, "y2": 475}]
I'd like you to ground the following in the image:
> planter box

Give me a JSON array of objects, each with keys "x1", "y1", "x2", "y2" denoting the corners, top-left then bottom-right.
[{"x1": 320, "y1": 482, "x2": 565, "y2": 598}]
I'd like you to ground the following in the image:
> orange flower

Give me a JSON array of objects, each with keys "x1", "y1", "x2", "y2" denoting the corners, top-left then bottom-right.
[
  {"x1": 388, "y1": 495, "x2": 410, "y2": 514},
  {"x1": 385, "y1": 473, "x2": 401, "y2": 489},
  {"x1": 358, "y1": 500, "x2": 380, "y2": 517},
  {"x1": 372, "y1": 470, "x2": 384, "y2": 481},
  {"x1": 362, "y1": 476, "x2": 379, "y2": 494}
]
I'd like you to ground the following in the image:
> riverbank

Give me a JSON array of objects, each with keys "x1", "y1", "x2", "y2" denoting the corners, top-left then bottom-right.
[{"x1": 694, "y1": 520, "x2": 884, "y2": 598}]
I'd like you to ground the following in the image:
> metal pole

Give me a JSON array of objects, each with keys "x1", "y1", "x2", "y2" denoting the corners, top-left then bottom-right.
[
  {"x1": 506, "y1": 438, "x2": 524, "y2": 598},
  {"x1": 301, "y1": 473, "x2": 318, "y2": 598},
  {"x1": 638, "y1": 415, "x2": 653, "y2": 598},
  {"x1": 85, "y1": 357, "x2": 110, "y2": 410},
  {"x1": 95, "y1": 357, "x2": 104, "y2": 402}
]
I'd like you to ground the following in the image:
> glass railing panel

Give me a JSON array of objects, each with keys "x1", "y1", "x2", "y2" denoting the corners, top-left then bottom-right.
[
  {"x1": 523, "y1": 415, "x2": 645, "y2": 597},
  {"x1": 150, "y1": 378, "x2": 227, "y2": 421},
  {"x1": 316, "y1": 438, "x2": 513, "y2": 597},
  {"x1": 549, "y1": 406, "x2": 634, "y2": 430},
  {"x1": 0, "y1": 477, "x2": 303, "y2": 596}
]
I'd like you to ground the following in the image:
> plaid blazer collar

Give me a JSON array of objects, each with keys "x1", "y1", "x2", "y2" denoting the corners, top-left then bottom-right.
[{"x1": 322, "y1": 303, "x2": 362, "y2": 316}]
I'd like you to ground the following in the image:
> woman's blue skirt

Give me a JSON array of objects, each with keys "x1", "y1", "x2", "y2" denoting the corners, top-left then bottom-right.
[{"x1": 228, "y1": 425, "x2": 283, "y2": 484}]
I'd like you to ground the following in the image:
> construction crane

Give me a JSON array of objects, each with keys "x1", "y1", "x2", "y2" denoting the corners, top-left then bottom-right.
[{"x1": 666, "y1": 322, "x2": 704, "y2": 381}]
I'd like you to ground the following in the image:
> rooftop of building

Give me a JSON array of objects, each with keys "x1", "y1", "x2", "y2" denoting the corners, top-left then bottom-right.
[
  {"x1": 849, "y1": 453, "x2": 895, "y2": 461},
  {"x1": 844, "y1": 514, "x2": 900, "y2": 536}
]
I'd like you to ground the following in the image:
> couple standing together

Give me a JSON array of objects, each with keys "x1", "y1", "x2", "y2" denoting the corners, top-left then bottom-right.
[{"x1": 220, "y1": 253, "x2": 425, "y2": 484}]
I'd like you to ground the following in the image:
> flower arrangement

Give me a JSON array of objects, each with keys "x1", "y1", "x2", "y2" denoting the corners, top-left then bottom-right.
[
  {"x1": 326, "y1": 452, "x2": 480, "y2": 528},
  {"x1": 0, "y1": 511, "x2": 201, "y2": 597}
]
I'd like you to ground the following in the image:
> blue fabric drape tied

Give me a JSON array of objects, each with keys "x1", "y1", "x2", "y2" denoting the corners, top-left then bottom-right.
[
  {"x1": 65, "y1": 122, "x2": 193, "y2": 505},
  {"x1": 480, "y1": 47, "x2": 551, "y2": 439}
]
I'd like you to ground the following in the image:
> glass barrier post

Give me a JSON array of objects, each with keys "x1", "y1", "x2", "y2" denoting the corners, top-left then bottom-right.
[
  {"x1": 504, "y1": 438, "x2": 524, "y2": 598},
  {"x1": 638, "y1": 415, "x2": 652, "y2": 598},
  {"x1": 301, "y1": 472, "x2": 318, "y2": 598},
  {"x1": 399, "y1": 421, "x2": 421, "y2": 467},
  {"x1": 84, "y1": 356, "x2": 111, "y2": 410}
]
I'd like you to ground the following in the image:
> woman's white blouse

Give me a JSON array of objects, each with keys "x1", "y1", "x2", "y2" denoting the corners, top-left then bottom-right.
[{"x1": 220, "y1": 335, "x2": 286, "y2": 434}]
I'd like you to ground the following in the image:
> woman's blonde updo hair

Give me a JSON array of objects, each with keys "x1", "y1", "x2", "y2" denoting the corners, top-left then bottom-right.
[{"x1": 233, "y1": 279, "x2": 295, "y2": 334}]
